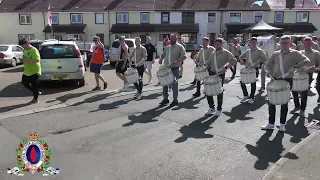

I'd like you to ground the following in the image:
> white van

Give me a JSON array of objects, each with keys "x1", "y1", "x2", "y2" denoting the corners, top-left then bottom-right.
[
  {"x1": 109, "y1": 38, "x2": 135, "y2": 67},
  {"x1": 39, "y1": 41, "x2": 85, "y2": 87}
]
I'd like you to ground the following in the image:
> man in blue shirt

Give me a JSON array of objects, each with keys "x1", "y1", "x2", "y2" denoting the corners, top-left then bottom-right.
[{"x1": 178, "y1": 36, "x2": 186, "y2": 78}]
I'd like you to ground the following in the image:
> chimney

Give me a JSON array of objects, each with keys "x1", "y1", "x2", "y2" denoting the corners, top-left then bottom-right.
[{"x1": 285, "y1": 0, "x2": 295, "y2": 9}]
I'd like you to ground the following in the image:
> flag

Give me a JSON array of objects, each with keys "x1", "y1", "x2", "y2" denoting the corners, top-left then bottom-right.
[
  {"x1": 47, "y1": 4, "x2": 52, "y2": 26},
  {"x1": 251, "y1": 0, "x2": 264, "y2": 7}
]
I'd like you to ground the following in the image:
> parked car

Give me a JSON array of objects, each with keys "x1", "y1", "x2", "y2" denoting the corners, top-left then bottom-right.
[
  {"x1": 39, "y1": 41, "x2": 85, "y2": 87},
  {"x1": 109, "y1": 39, "x2": 135, "y2": 67},
  {"x1": 30, "y1": 39, "x2": 56, "y2": 50},
  {"x1": 0, "y1": 44, "x2": 24, "y2": 67},
  {"x1": 77, "y1": 42, "x2": 95, "y2": 68}
]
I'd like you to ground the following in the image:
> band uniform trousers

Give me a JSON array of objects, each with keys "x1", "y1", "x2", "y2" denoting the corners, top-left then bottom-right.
[
  {"x1": 240, "y1": 67, "x2": 259, "y2": 99},
  {"x1": 163, "y1": 67, "x2": 180, "y2": 101},
  {"x1": 132, "y1": 64, "x2": 145, "y2": 94},
  {"x1": 308, "y1": 73, "x2": 313, "y2": 87},
  {"x1": 195, "y1": 64, "x2": 202, "y2": 94},
  {"x1": 21, "y1": 74, "x2": 40, "y2": 100},
  {"x1": 206, "y1": 71, "x2": 225, "y2": 111},
  {"x1": 316, "y1": 73, "x2": 320, "y2": 101},
  {"x1": 230, "y1": 56, "x2": 238, "y2": 77}
]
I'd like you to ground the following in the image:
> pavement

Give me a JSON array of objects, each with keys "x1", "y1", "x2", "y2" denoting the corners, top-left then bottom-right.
[{"x1": 0, "y1": 67, "x2": 319, "y2": 179}]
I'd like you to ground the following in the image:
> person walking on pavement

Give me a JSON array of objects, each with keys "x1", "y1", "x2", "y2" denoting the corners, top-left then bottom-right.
[
  {"x1": 239, "y1": 37, "x2": 268, "y2": 104},
  {"x1": 116, "y1": 36, "x2": 129, "y2": 92},
  {"x1": 143, "y1": 36, "x2": 156, "y2": 84},
  {"x1": 129, "y1": 37, "x2": 147, "y2": 100},
  {"x1": 193, "y1": 37, "x2": 215, "y2": 97},
  {"x1": 205, "y1": 38, "x2": 237, "y2": 116},
  {"x1": 299, "y1": 37, "x2": 320, "y2": 106},
  {"x1": 177, "y1": 36, "x2": 186, "y2": 78},
  {"x1": 229, "y1": 38, "x2": 241, "y2": 79},
  {"x1": 90, "y1": 36, "x2": 108, "y2": 91},
  {"x1": 19, "y1": 38, "x2": 42, "y2": 103},
  {"x1": 263, "y1": 35, "x2": 310, "y2": 132},
  {"x1": 159, "y1": 34, "x2": 187, "y2": 107}
]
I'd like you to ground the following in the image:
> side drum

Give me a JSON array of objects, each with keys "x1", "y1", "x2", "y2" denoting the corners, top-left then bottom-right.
[
  {"x1": 124, "y1": 68, "x2": 140, "y2": 84},
  {"x1": 292, "y1": 72, "x2": 309, "y2": 92},
  {"x1": 267, "y1": 80, "x2": 290, "y2": 105},
  {"x1": 194, "y1": 66, "x2": 209, "y2": 81},
  {"x1": 157, "y1": 67, "x2": 174, "y2": 86},
  {"x1": 203, "y1": 75, "x2": 223, "y2": 96},
  {"x1": 240, "y1": 67, "x2": 256, "y2": 84}
]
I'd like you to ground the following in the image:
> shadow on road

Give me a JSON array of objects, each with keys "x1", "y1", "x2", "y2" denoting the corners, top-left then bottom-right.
[
  {"x1": 101, "y1": 64, "x2": 114, "y2": 71},
  {"x1": 0, "y1": 102, "x2": 31, "y2": 114},
  {"x1": 284, "y1": 114, "x2": 310, "y2": 143},
  {"x1": 1, "y1": 66, "x2": 23, "y2": 73},
  {"x1": 245, "y1": 131, "x2": 297, "y2": 170},
  {"x1": 174, "y1": 115, "x2": 218, "y2": 143},
  {"x1": 179, "y1": 85, "x2": 195, "y2": 92},
  {"x1": 123, "y1": 105, "x2": 172, "y2": 127},
  {"x1": 72, "y1": 91, "x2": 119, "y2": 107},
  {"x1": 307, "y1": 106, "x2": 320, "y2": 123},
  {"x1": 223, "y1": 91, "x2": 265, "y2": 123},
  {"x1": 171, "y1": 96, "x2": 206, "y2": 110},
  {"x1": 0, "y1": 81, "x2": 79, "y2": 97}
]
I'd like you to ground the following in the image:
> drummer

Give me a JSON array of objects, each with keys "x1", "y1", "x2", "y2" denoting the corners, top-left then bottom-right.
[
  {"x1": 263, "y1": 35, "x2": 310, "y2": 132},
  {"x1": 159, "y1": 34, "x2": 187, "y2": 107},
  {"x1": 193, "y1": 37, "x2": 215, "y2": 97},
  {"x1": 128, "y1": 37, "x2": 148, "y2": 100},
  {"x1": 205, "y1": 38, "x2": 237, "y2": 116},
  {"x1": 299, "y1": 37, "x2": 320, "y2": 105},
  {"x1": 239, "y1": 37, "x2": 268, "y2": 104}
]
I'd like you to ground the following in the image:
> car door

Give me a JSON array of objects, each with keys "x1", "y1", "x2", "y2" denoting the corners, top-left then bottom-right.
[{"x1": 13, "y1": 46, "x2": 24, "y2": 61}]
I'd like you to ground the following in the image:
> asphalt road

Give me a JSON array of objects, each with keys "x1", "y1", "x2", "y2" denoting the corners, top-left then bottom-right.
[
  {"x1": 0, "y1": 73, "x2": 318, "y2": 179},
  {"x1": 0, "y1": 56, "x2": 199, "y2": 114}
]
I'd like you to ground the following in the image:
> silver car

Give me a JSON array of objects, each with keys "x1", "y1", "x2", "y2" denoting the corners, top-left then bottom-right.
[
  {"x1": 39, "y1": 41, "x2": 85, "y2": 87},
  {"x1": 0, "y1": 45, "x2": 24, "y2": 67}
]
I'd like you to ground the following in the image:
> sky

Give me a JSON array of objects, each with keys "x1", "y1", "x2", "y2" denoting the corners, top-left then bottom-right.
[{"x1": 317, "y1": 0, "x2": 320, "y2": 5}]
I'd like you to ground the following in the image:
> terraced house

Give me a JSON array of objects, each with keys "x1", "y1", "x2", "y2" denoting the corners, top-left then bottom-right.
[{"x1": 0, "y1": 0, "x2": 319, "y2": 49}]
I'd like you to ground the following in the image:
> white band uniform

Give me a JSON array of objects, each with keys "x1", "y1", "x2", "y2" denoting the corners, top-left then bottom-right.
[
  {"x1": 194, "y1": 65, "x2": 209, "y2": 81},
  {"x1": 203, "y1": 75, "x2": 223, "y2": 96},
  {"x1": 267, "y1": 80, "x2": 291, "y2": 105},
  {"x1": 292, "y1": 72, "x2": 309, "y2": 92}
]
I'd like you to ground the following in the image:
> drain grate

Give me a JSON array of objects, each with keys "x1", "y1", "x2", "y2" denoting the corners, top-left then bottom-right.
[{"x1": 306, "y1": 120, "x2": 320, "y2": 130}]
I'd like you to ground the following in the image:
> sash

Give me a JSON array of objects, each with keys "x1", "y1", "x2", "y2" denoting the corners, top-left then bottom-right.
[
  {"x1": 248, "y1": 50, "x2": 253, "y2": 65},
  {"x1": 168, "y1": 46, "x2": 171, "y2": 64},
  {"x1": 279, "y1": 53, "x2": 286, "y2": 78},
  {"x1": 202, "y1": 48, "x2": 205, "y2": 64},
  {"x1": 213, "y1": 51, "x2": 218, "y2": 73},
  {"x1": 134, "y1": 48, "x2": 137, "y2": 65}
]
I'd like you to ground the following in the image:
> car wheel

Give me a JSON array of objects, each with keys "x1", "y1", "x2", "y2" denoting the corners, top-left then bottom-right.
[
  {"x1": 110, "y1": 61, "x2": 116, "y2": 67},
  {"x1": 78, "y1": 78, "x2": 85, "y2": 87},
  {"x1": 11, "y1": 58, "x2": 17, "y2": 67}
]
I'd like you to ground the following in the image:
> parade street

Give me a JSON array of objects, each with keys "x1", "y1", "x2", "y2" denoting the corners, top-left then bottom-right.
[{"x1": 0, "y1": 67, "x2": 319, "y2": 179}]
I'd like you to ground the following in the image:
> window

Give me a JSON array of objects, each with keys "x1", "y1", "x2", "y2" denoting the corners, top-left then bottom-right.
[
  {"x1": 254, "y1": 12, "x2": 263, "y2": 22},
  {"x1": 230, "y1": 13, "x2": 241, "y2": 23},
  {"x1": 180, "y1": 33, "x2": 197, "y2": 44},
  {"x1": 182, "y1": 12, "x2": 195, "y2": 24},
  {"x1": 114, "y1": 34, "x2": 130, "y2": 40},
  {"x1": 19, "y1": 14, "x2": 31, "y2": 25},
  {"x1": 18, "y1": 34, "x2": 35, "y2": 40},
  {"x1": 208, "y1": 13, "x2": 216, "y2": 23},
  {"x1": 52, "y1": 13, "x2": 59, "y2": 24},
  {"x1": 116, "y1": 13, "x2": 129, "y2": 23},
  {"x1": 40, "y1": 44, "x2": 79, "y2": 59},
  {"x1": 12, "y1": 46, "x2": 23, "y2": 52},
  {"x1": 95, "y1": 13, "x2": 104, "y2": 24},
  {"x1": 274, "y1": 11, "x2": 284, "y2": 23},
  {"x1": 296, "y1": 12, "x2": 309, "y2": 22},
  {"x1": 140, "y1": 12, "x2": 149, "y2": 24},
  {"x1": 161, "y1": 12, "x2": 170, "y2": 24},
  {"x1": 68, "y1": 34, "x2": 84, "y2": 41},
  {"x1": 70, "y1": 14, "x2": 82, "y2": 24}
]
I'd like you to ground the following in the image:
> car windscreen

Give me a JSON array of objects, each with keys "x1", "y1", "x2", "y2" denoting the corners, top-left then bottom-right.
[
  {"x1": 40, "y1": 44, "x2": 78, "y2": 59},
  {"x1": 0, "y1": 46, "x2": 8, "y2": 51},
  {"x1": 30, "y1": 42, "x2": 42, "y2": 50},
  {"x1": 77, "y1": 43, "x2": 93, "y2": 51}
]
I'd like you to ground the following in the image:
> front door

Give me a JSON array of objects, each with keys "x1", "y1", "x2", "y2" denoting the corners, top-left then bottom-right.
[
  {"x1": 140, "y1": 35, "x2": 146, "y2": 44},
  {"x1": 208, "y1": 33, "x2": 215, "y2": 46},
  {"x1": 96, "y1": 33, "x2": 104, "y2": 44}
]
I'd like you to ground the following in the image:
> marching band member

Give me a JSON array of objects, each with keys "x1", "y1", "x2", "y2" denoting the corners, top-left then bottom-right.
[
  {"x1": 193, "y1": 37, "x2": 215, "y2": 97},
  {"x1": 297, "y1": 37, "x2": 320, "y2": 51},
  {"x1": 116, "y1": 36, "x2": 129, "y2": 92},
  {"x1": 205, "y1": 38, "x2": 237, "y2": 116},
  {"x1": 129, "y1": 37, "x2": 147, "y2": 100},
  {"x1": 159, "y1": 34, "x2": 187, "y2": 107},
  {"x1": 239, "y1": 37, "x2": 268, "y2": 104},
  {"x1": 263, "y1": 35, "x2": 310, "y2": 132},
  {"x1": 290, "y1": 40, "x2": 297, "y2": 49},
  {"x1": 299, "y1": 37, "x2": 320, "y2": 105},
  {"x1": 229, "y1": 38, "x2": 241, "y2": 79}
]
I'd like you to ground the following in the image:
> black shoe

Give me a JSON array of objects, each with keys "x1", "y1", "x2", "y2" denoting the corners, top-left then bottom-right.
[
  {"x1": 159, "y1": 99, "x2": 169, "y2": 106},
  {"x1": 103, "y1": 82, "x2": 108, "y2": 89},
  {"x1": 191, "y1": 81, "x2": 196, "y2": 85},
  {"x1": 179, "y1": 75, "x2": 182, "y2": 78},
  {"x1": 170, "y1": 101, "x2": 178, "y2": 107},
  {"x1": 92, "y1": 86, "x2": 101, "y2": 91},
  {"x1": 193, "y1": 92, "x2": 200, "y2": 97}
]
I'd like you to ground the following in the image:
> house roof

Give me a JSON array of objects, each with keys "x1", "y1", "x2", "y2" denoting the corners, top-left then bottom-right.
[{"x1": 0, "y1": 0, "x2": 319, "y2": 12}]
